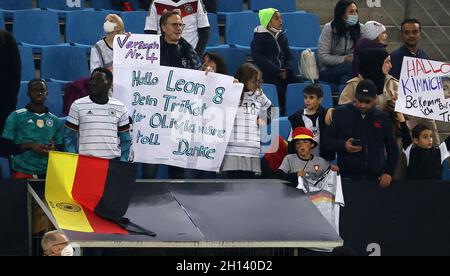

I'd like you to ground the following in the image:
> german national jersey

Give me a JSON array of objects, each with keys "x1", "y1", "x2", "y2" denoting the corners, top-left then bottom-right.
[
  {"x1": 225, "y1": 91, "x2": 272, "y2": 158},
  {"x1": 2, "y1": 107, "x2": 63, "y2": 174},
  {"x1": 66, "y1": 96, "x2": 130, "y2": 160},
  {"x1": 297, "y1": 170, "x2": 344, "y2": 234},
  {"x1": 145, "y1": 0, "x2": 210, "y2": 48}
]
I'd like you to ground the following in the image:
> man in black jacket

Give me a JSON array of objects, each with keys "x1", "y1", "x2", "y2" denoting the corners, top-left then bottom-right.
[{"x1": 323, "y1": 79, "x2": 398, "y2": 188}]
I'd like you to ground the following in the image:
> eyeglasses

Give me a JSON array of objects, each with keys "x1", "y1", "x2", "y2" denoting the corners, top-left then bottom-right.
[
  {"x1": 51, "y1": 241, "x2": 68, "y2": 248},
  {"x1": 165, "y1": 22, "x2": 186, "y2": 30}
]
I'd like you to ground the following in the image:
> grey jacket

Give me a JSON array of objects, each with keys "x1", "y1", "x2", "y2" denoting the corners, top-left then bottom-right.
[{"x1": 318, "y1": 22, "x2": 361, "y2": 71}]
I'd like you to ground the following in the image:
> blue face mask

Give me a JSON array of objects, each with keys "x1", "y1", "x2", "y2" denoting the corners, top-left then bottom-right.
[{"x1": 346, "y1": 15, "x2": 359, "y2": 26}]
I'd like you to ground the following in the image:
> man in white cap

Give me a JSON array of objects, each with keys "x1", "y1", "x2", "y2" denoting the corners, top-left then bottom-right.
[{"x1": 352, "y1": 20, "x2": 388, "y2": 77}]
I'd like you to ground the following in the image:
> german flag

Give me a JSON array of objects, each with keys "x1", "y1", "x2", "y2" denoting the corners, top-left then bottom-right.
[
  {"x1": 264, "y1": 135, "x2": 288, "y2": 172},
  {"x1": 45, "y1": 152, "x2": 136, "y2": 234}
]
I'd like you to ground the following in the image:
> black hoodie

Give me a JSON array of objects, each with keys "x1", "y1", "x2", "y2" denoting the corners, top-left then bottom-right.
[
  {"x1": 323, "y1": 103, "x2": 399, "y2": 179},
  {"x1": 359, "y1": 48, "x2": 389, "y2": 95}
]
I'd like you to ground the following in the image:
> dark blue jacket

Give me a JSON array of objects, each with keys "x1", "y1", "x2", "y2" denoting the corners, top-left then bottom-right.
[
  {"x1": 390, "y1": 45, "x2": 429, "y2": 80},
  {"x1": 160, "y1": 36, "x2": 202, "y2": 70},
  {"x1": 288, "y1": 106, "x2": 335, "y2": 161},
  {"x1": 323, "y1": 103, "x2": 399, "y2": 178},
  {"x1": 251, "y1": 26, "x2": 294, "y2": 78}
]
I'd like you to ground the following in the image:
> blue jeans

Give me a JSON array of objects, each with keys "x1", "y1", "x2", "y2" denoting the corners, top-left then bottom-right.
[{"x1": 319, "y1": 62, "x2": 353, "y2": 85}]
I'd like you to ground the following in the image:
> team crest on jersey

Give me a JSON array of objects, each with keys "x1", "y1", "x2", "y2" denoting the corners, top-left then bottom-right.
[
  {"x1": 46, "y1": 119, "x2": 54, "y2": 127},
  {"x1": 108, "y1": 108, "x2": 116, "y2": 117},
  {"x1": 185, "y1": 4, "x2": 193, "y2": 14},
  {"x1": 36, "y1": 119, "x2": 44, "y2": 128},
  {"x1": 314, "y1": 165, "x2": 320, "y2": 172}
]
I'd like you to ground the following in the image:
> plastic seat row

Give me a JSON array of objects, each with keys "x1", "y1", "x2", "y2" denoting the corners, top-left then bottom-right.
[
  {"x1": 19, "y1": 44, "x2": 89, "y2": 85},
  {"x1": 2, "y1": 10, "x2": 149, "y2": 52},
  {"x1": 0, "y1": 0, "x2": 142, "y2": 11}
]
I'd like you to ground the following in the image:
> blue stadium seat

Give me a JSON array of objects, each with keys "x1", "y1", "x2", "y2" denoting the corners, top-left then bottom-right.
[
  {"x1": 38, "y1": 0, "x2": 90, "y2": 18},
  {"x1": 17, "y1": 81, "x2": 64, "y2": 117},
  {"x1": 262, "y1": 83, "x2": 279, "y2": 108},
  {"x1": 225, "y1": 12, "x2": 259, "y2": 48},
  {"x1": 65, "y1": 10, "x2": 109, "y2": 49},
  {"x1": 217, "y1": 0, "x2": 245, "y2": 21},
  {"x1": 273, "y1": 117, "x2": 291, "y2": 140},
  {"x1": 121, "y1": 11, "x2": 147, "y2": 34},
  {"x1": 284, "y1": 12, "x2": 320, "y2": 51},
  {"x1": 207, "y1": 13, "x2": 221, "y2": 47},
  {"x1": 13, "y1": 10, "x2": 64, "y2": 53},
  {"x1": 290, "y1": 48, "x2": 301, "y2": 76},
  {"x1": 0, "y1": 158, "x2": 11, "y2": 179},
  {"x1": 443, "y1": 159, "x2": 450, "y2": 181},
  {"x1": 91, "y1": 0, "x2": 115, "y2": 10},
  {"x1": 249, "y1": 0, "x2": 297, "y2": 12},
  {"x1": 261, "y1": 117, "x2": 291, "y2": 146},
  {"x1": 18, "y1": 45, "x2": 35, "y2": 81},
  {"x1": 91, "y1": 0, "x2": 142, "y2": 10},
  {"x1": 0, "y1": 12, "x2": 5, "y2": 29},
  {"x1": 0, "y1": 0, "x2": 33, "y2": 10},
  {"x1": 40, "y1": 46, "x2": 90, "y2": 85},
  {"x1": 0, "y1": 0, "x2": 33, "y2": 19},
  {"x1": 204, "y1": 47, "x2": 248, "y2": 76},
  {"x1": 285, "y1": 83, "x2": 333, "y2": 116},
  {"x1": 38, "y1": 0, "x2": 86, "y2": 10},
  {"x1": 218, "y1": 0, "x2": 244, "y2": 12}
]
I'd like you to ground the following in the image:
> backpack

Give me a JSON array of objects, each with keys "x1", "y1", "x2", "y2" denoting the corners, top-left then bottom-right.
[{"x1": 299, "y1": 49, "x2": 319, "y2": 83}]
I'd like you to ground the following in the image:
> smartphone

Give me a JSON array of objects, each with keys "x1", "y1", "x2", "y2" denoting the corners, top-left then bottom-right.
[{"x1": 352, "y1": 139, "x2": 362, "y2": 147}]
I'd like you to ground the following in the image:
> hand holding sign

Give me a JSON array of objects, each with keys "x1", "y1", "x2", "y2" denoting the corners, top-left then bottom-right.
[
  {"x1": 396, "y1": 57, "x2": 450, "y2": 122},
  {"x1": 113, "y1": 34, "x2": 243, "y2": 172}
]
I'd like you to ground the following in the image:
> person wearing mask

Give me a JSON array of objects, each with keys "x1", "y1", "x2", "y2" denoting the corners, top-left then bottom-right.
[
  {"x1": 324, "y1": 79, "x2": 399, "y2": 188},
  {"x1": 352, "y1": 21, "x2": 388, "y2": 77},
  {"x1": 390, "y1": 19, "x2": 429, "y2": 80},
  {"x1": 251, "y1": 8, "x2": 302, "y2": 116},
  {"x1": 41, "y1": 230, "x2": 74, "y2": 256},
  {"x1": 318, "y1": 0, "x2": 361, "y2": 85},
  {"x1": 90, "y1": 14, "x2": 126, "y2": 72},
  {"x1": 144, "y1": 0, "x2": 210, "y2": 56}
]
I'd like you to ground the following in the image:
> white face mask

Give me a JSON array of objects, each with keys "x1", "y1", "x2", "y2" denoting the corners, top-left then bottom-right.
[
  {"x1": 103, "y1": 21, "x2": 117, "y2": 34},
  {"x1": 60, "y1": 244, "x2": 74, "y2": 256}
]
